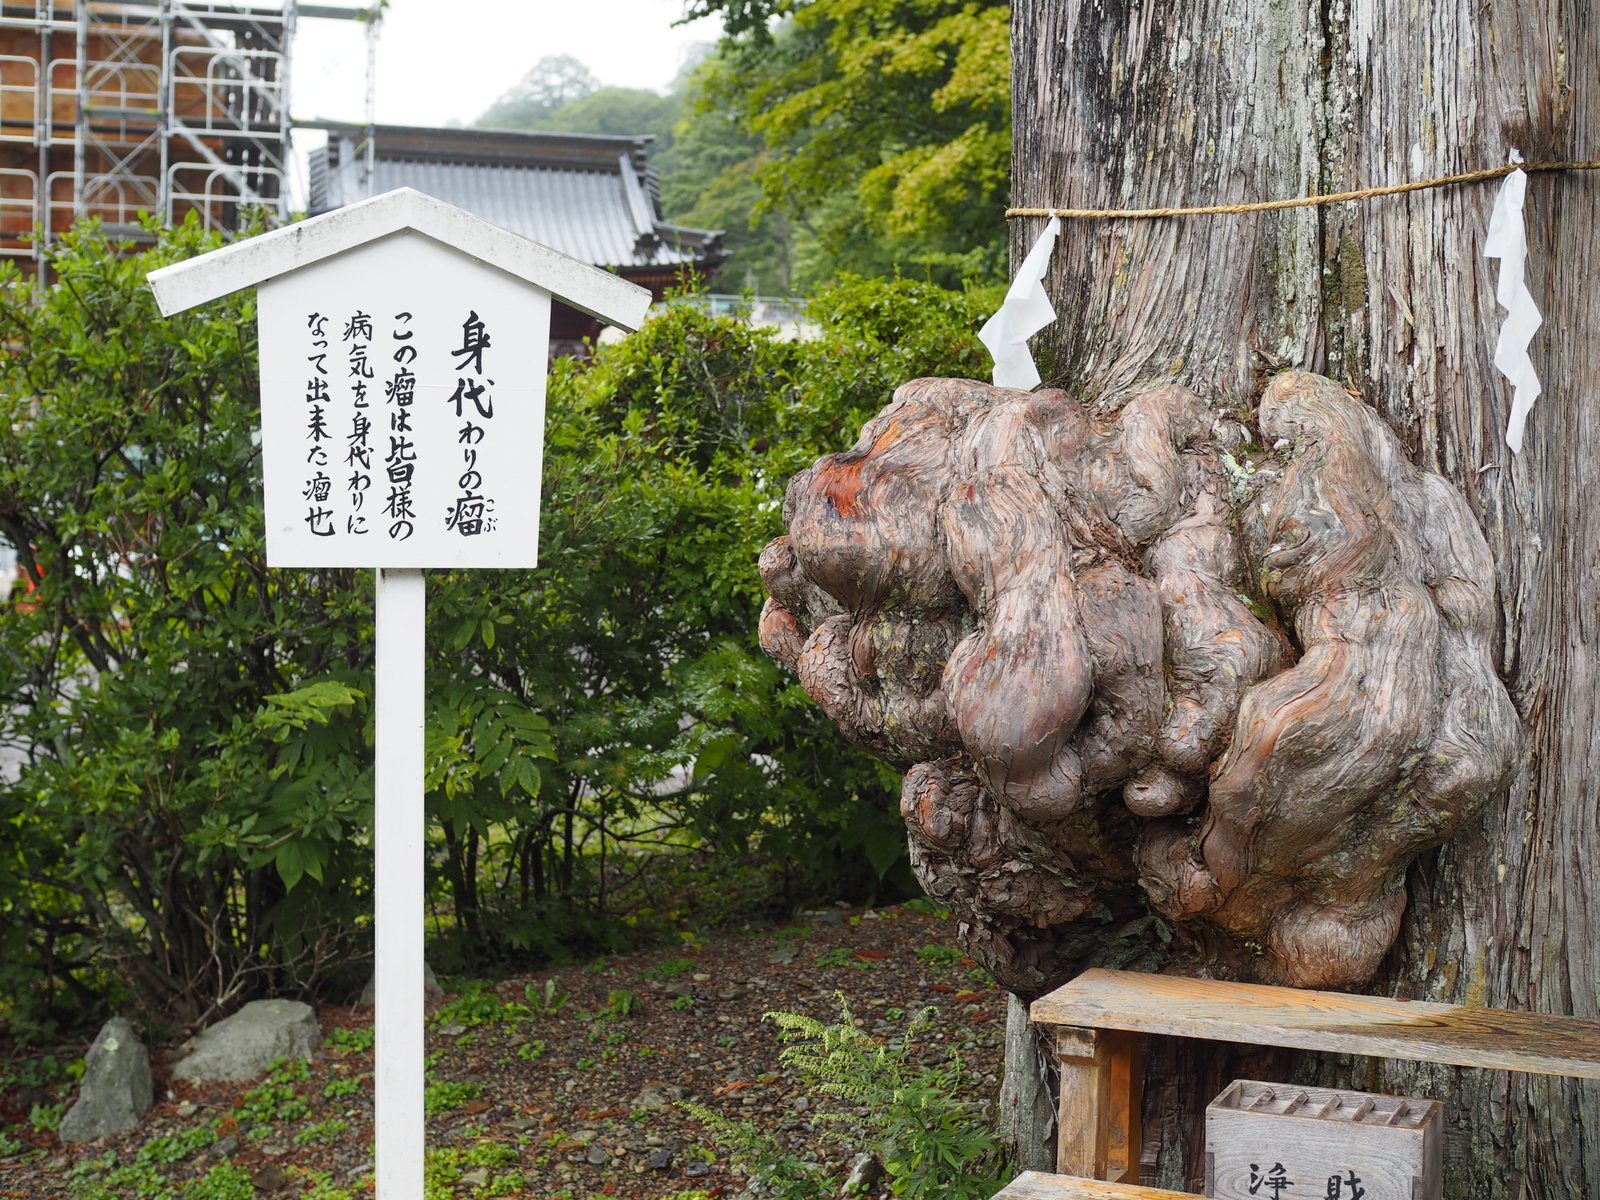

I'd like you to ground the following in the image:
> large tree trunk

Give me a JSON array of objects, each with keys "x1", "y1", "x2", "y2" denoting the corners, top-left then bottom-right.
[{"x1": 1014, "y1": 2, "x2": 1597, "y2": 1196}]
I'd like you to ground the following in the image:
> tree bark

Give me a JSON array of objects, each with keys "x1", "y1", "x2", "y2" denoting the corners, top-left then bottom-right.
[
  {"x1": 1014, "y1": 2, "x2": 1597, "y2": 1196},
  {"x1": 999, "y1": 992, "x2": 1058, "y2": 1173}
]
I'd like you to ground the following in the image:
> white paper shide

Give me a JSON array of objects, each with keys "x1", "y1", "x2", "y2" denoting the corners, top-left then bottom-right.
[
  {"x1": 1483, "y1": 151, "x2": 1543, "y2": 454},
  {"x1": 979, "y1": 214, "x2": 1061, "y2": 390},
  {"x1": 257, "y1": 231, "x2": 549, "y2": 568}
]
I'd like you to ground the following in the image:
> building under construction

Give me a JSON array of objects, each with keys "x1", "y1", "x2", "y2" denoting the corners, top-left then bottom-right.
[{"x1": 0, "y1": 1, "x2": 369, "y2": 268}]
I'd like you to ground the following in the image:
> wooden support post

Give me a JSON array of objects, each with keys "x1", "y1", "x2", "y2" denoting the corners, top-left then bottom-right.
[
  {"x1": 1105, "y1": 1030, "x2": 1142, "y2": 1183},
  {"x1": 1055, "y1": 1027, "x2": 1142, "y2": 1183}
]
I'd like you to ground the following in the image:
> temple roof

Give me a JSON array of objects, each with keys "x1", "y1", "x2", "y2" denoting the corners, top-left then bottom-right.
[{"x1": 308, "y1": 124, "x2": 723, "y2": 275}]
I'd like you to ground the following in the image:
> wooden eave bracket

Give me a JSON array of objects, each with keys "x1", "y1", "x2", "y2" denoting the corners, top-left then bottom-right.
[{"x1": 145, "y1": 187, "x2": 653, "y2": 331}]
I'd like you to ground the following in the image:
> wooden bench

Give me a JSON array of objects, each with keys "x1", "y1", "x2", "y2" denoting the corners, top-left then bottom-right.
[
  {"x1": 1028, "y1": 967, "x2": 1600, "y2": 1186},
  {"x1": 992, "y1": 1170, "x2": 1194, "y2": 1198}
]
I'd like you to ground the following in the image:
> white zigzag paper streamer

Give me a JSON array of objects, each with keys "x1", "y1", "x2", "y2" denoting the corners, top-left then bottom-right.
[
  {"x1": 1483, "y1": 150, "x2": 1543, "y2": 454},
  {"x1": 979, "y1": 215, "x2": 1061, "y2": 390}
]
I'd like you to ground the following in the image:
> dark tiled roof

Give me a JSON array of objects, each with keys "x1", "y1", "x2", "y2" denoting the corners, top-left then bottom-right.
[{"x1": 308, "y1": 124, "x2": 722, "y2": 273}]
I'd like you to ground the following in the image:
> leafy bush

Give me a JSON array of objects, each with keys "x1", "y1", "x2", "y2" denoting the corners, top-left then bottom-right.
[{"x1": 685, "y1": 996, "x2": 1005, "y2": 1199}]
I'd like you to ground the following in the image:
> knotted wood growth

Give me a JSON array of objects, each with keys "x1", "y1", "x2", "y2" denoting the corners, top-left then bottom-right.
[{"x1": 760, "y1": 372, "x2": 1519, "y2": 997}]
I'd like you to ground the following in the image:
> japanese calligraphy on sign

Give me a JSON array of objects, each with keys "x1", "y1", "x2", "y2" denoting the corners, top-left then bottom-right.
[
  {"x1": 1206, "y1": 1081, "x2": 1442, "y2": 1200},
  {"x1": 256, "y1": 231, "x2": 548, "y2": 568}
]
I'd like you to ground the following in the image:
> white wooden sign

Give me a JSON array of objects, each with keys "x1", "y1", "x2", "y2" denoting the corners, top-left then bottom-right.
[
  {"x1": 257, "y1": 232, "x2": 549, "y2": 568},
  {"x1": 148, "y1": 189, "x2": 650, "y2": 1200}
]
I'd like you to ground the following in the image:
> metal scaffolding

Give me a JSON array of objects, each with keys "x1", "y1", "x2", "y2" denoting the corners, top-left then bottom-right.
[{"x1": 0, "y1": 0, "x2": 371, "y2": 265}]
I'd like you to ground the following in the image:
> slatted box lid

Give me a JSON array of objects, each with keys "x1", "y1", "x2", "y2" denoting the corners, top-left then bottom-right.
[{"x1": 1206, "y1": 1080, "x2": 1442, "y2": 1200}]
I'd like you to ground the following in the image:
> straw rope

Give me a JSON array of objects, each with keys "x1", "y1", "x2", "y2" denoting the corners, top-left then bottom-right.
[{"x1": 1004, "y1": 159, "x2": 1600, "y2": 220}]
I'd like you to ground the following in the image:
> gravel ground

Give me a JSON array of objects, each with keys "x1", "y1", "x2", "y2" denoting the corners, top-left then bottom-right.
[{"x1": 0, "y1": 902, "x2": 1007, "y2": 1199}]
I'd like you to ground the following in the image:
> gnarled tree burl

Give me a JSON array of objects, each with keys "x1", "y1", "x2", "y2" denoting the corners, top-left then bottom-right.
[{"x1": 760, "y1": 371, "x2": 1519, "y2": 997}]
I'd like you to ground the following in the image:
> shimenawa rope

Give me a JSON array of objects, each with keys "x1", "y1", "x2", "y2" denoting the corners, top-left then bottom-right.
[{"x1": 1004, "y1": 159, "x2": 1600, "y2": 220}]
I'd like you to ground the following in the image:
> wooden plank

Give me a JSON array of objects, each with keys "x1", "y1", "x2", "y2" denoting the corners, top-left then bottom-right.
[
  {"x1": 1055, "y1": 1027, "x2": 1113, "y2": 1179},
  {"x1": 1104, "y1": 1030, "x2": 1141, "y2": 1184},
  {"x1": 991, "y1": 1170, "x2": 1196, "y2": 1199},
  {"x1": 1030, "y1": 969, "x2": 1600, "y2": 1079}
]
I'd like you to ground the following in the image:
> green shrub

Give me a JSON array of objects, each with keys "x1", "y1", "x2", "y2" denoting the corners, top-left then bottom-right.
[{"x1": 686, "y1": 995, "x2": 1005, "y2": 1200}]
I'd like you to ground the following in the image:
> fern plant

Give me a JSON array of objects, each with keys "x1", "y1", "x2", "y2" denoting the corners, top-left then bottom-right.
[{"x1": 687, "y1": 994, "x2": 1005, "y2": 1199}]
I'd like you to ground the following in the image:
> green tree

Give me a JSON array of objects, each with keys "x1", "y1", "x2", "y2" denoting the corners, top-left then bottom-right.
[
  {"x1": 477, "y1": 53, "x2": 599, "y2": 129},
  {"x1": 686, "y1": 0, "x2": 1011, "y2": 286},
  {"x1": 656, "y1": 53, "x2": 796, "y2": 293}
]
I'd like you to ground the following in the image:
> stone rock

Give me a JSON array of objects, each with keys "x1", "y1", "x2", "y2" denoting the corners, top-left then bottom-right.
[
  {"x1": 586, "y1": 1144, "x2": 608, "y2": 1165},
  {"x1": 251, "y1": 1164, "x2": 291, "y2": 1192},
  {"x1": 841, "y1": 1152, "x2": 886, "y2": 1196},
  {"x1": 800, "y1": 909, "x2": 845, "y2": 926},
  {"x1": 685, "y1": 1161, "x2": 712, "y2": 1178},
  {"x1": 766, "y1": 943, "x2": 800, "y2": 965},
  {"x1": 358, "y1": 962, "x2": 442, "y2": 1005},
  {"x1": 633, "y1": 1082, "x2": 686, "y2": 1112},
  {"x1": 170, "y1": 1000, "x2": 321, "y2": 1084},
  {"x1": 647, "y1": 1148, "x2": 674, "y2": 1171},
  {"x1": 57, "y1": 1018, "x2": 153, "y2": 1143}
]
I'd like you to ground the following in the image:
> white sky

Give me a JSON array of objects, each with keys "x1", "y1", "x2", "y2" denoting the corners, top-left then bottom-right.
[
  {"x1": 288, "y1": 0, "x2": 722, "y2": 201},
  {"x1": 293, "y1": 0, "x2": 720, "y2": 126}
]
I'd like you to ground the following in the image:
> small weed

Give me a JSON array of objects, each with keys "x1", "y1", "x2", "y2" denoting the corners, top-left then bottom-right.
[
  {"x1": 0, "y1": 1128, "x2": 26, "y2": 1159},
  {"x1": 432, "y1": 983, "x2": 530, "y2": 1029},
  {"x1": 902, "y1": 897, "x2": 948, "y2": 918},
  {"x1": 966, "y1": 967, "x2": 992, "y2": 988},
  {"x1": 299, "y1": 1169, "x2": 357, "y2": 1200},
  {"x1": 180, "y1": 1163, "x2": 253, "y2": 1199},
  {"x1": 235, "y1": 1059, "x2": 311, "y2": 1132},
  {"x1": 323, "y1": 1076, "x2": 362, "y2": 1100},
  {"x1": 69, "y1": 1156, "x2": 170, "y2": 1200},
  {"x1": 670, "y1": 995, "x2": 695, "y2": 1012},
  {"x1": 326, "y1": 1026, "x2": 375, "y2": 1055},
  {"x1": 424, "y1": 1079, "x2": 484, "y2": 1117},
  {"x1": 28, "y1": 1102, "x2": 62, "y2": 1134},
  {"x1": 590, "y1": 989, "x2": 637, "y2": 1021},
  {"x1": 423, "y1": 1146, "x2": 463, "y2": 1200},
  {"x1": 477, "y1": 1171, "x2": 527, "y2": 1197},
  {"x1": 294, "y1": 1117, "x2": 350, "y2": 1145},
  {"x1": 916, "y1": 944, "x2": 964, "y2": 966},
  {"x1": 463, "y1": 1140, "x2": 519, "y2": 1168},
  {"x1": 136, "y1": 1124, "x2": 217, "y2": 1166},
  {"x1": 515, "y1": 1039, "x2": 547, "y2": 1063},
  {"x1": 524, "y1": 977, "x2": 570, "y2": 1019},
  {"x1": 645, "y1": 957, "x2": 696, "y2": 980}
]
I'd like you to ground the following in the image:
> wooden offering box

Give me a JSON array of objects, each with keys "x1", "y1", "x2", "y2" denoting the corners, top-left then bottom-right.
[{"x1": 1206, "y1": 1080, "x2": 1442, "y2": 1200}]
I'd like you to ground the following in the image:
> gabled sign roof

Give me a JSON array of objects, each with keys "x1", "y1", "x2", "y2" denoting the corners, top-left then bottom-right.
[{"x1": 146, "y1": 187, "x2": 653, "y2": 331}]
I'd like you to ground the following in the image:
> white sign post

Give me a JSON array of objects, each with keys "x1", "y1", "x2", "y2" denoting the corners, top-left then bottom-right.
[{"x1": 147, "y1": 189, "x2": 650, "y2": 1198}]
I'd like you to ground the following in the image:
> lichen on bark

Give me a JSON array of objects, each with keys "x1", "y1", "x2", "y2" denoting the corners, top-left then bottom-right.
[{"x1": 760, "y1": 372, "x2": 1519, "y2": 998}]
